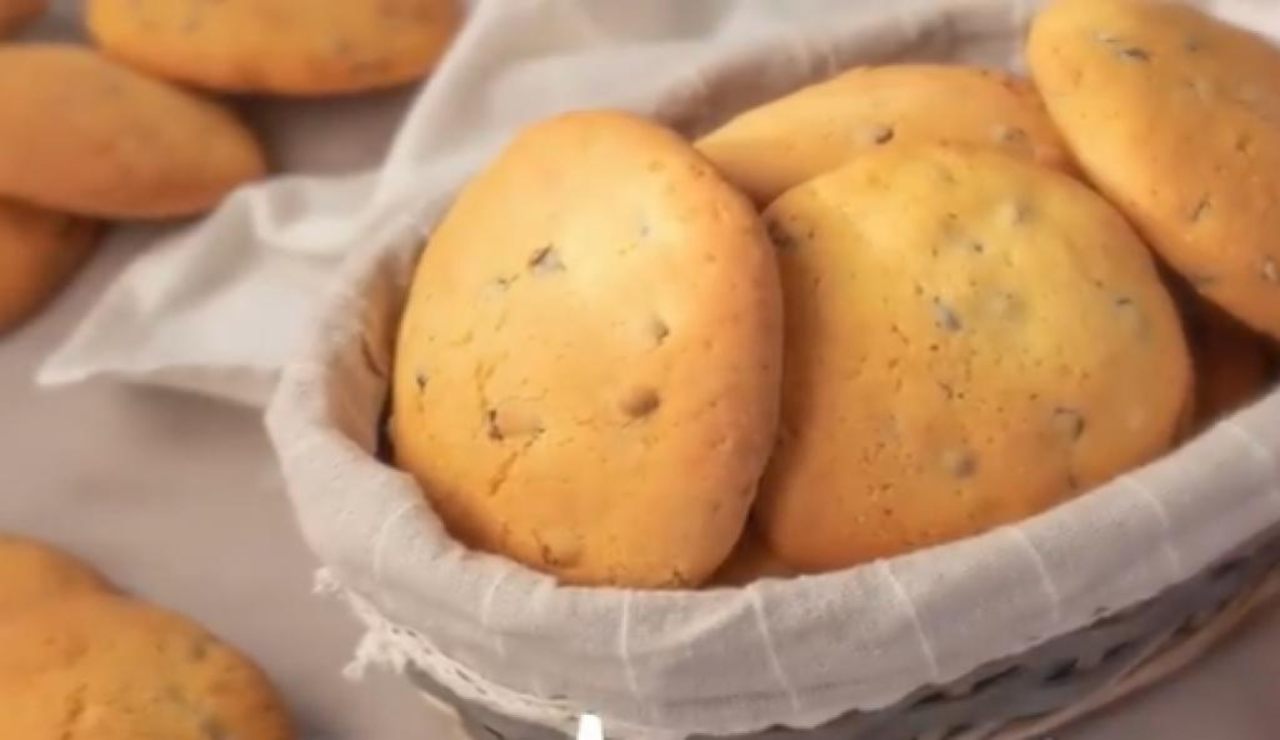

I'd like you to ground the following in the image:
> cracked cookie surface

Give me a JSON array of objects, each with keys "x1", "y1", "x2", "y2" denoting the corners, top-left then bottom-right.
[
  {"x1": 1029, "y1": 0, "x2": 1280, "y2": 338},
  {"x1": 0, "y1": 595, "x2": 292, "y2": 740},
  {"x1": 756, "y1": 145, "x2": 1191, "y2": 571},
  {"x1": 392, "y1": 110, "x2": 783, "y2": 588}
]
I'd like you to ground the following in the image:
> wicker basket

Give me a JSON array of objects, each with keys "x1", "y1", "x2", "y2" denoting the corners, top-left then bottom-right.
[{"x1": 413, "y1": 530, "x2": 1280, "y2": 740}]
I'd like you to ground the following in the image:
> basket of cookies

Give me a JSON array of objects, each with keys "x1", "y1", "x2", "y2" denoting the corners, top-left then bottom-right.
[{"x1": 267, "y1": 0, "x2": 1280, "y2": 737}]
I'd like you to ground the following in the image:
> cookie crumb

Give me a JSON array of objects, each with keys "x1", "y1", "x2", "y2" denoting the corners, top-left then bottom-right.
[
  {"x1": 415, "y1": 371, "x2": 428, "y2": 393},
  {"x1": 1263, "y1": 257, "x2": 1279, "y2": 283}
]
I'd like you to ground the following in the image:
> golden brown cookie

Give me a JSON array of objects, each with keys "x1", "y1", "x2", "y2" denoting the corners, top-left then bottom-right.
[
  {"x1": 392, "y1": 110, "x2": 783, "y2": 588},
  {"x1": 707, "y1": 524, "x2": 794, "y2": 587},
  {"x1": 0, "y1": 0, "x2": 46, "y2": 38},
  {"x1": 0, "y1": 199, "x2": 99, "y2": 335},
  {"x1": 0, "y1": 535, "x2": 111, "y2": 612},
  {"x1": 1029, "y1": 0, "x2": 1280, "y2": 339},
  {"x1": 696, "y1": 64, "x2": 1074, "y2": 205},
  {"x1": 0, "y1": 594, "x2": 293, "y2": 739},
  {"x1": 757, "y1": 145, "x2": 1191, "y2": 572},
  {"x1": 0, "y1": 45, "x2": 266, "y2": 219},
  {"x1": 86, "y1": 0, "x2": 462, "y2": 96}
]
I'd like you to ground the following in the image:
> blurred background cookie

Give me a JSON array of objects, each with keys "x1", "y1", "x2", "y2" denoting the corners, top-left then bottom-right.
[
  {"x1": 1029, "y1": 0, "x2": 1280, "y2": 339},
  {"x1": 87, "y1": 0, "x2": 462, "y2": 96},
  {"x1": 0, "y1": 534, "x2": 111, "y2": 612},
  {"x1": 0, "y1": 594, "x2": 293, "y2": 739},
  {"x1": 0, "y1": 199, "x2": 98, "y2": 335},
  {"x1": 392, "y1": 111, "x2": 783, "y2": 588},
  {"x1": 756, "y1": 145, "x2": 1191, "y2": 572},
  {"x1": 0, "y1": 0, "x2": 45, "y2": 38},
  {"x1": 0, "y1": 45, "x2": 265, "y2": 219},
  {"x1": 697, "y1": 64, "x2": 1073, "y2": 205}
]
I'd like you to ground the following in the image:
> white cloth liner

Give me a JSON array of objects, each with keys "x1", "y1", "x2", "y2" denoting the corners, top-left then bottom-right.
[
  {"x1": 260, "y1": 3, "x2": 1280, "y2": 737},
  {"x1": 30, "y1": 0, "x2": 1280, "y2": 737}
]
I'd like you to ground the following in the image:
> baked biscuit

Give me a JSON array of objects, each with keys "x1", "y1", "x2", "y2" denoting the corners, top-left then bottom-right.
[
  {"x1": 0, "y1": 45, "x2": 265, "y2": 219},
  {"x1": 757, "y1": 145, "x2": 1191, "y2": 571},
  {"x1": 696, "y1": 64, "x2": 1073, "y2": 205},
  {"x1": 87, "y1": 0, "x2": 462, "y2": 96},
  {"x1": 1029, "y1": 0, "x2": 1280, "y2": 339},
  {"x1": 0, "y1": 595, "x2": 293, "y2": 739},
  {"x1": 0, "y1": 199, "x2": 99, "y2": 334},
  {"x1": 392, "y1": 111, "x2": 783, "y2": 588},
  {"x1": 0, "y1": 0, "x2": 45, "y2": 38},
  {"x1": 0, "y1": 535, "x2": 111, "y2": 612}
]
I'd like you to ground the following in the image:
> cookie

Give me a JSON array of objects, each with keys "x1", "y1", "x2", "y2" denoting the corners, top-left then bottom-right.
[
  {"x1": 707, "y1": 524, "x2": 794, "y2": 587},
  {"x1": 0, "y1": 0, "x2": 45, "y2": 38},
  {"x1": 1029, "y1": 0, "x2": 1280, "y2": 339},
  {"x1": 0, "y1": 45, "x2": 266, "y2": 219},
  {"x1": 86, "y1": 0, "x2": 462, "y2": 96},
  {"x1": 0, "y1": 535, "x2": 111, "y2": 612},
  {"x1": 0, "y1": 199, "x2": 99, "y2": 334},
  {"x1": 392, "y1": 110, "x2": 783, "y2": 588},
  {"x1": 0, "y1": 595, "x2": 293, "y2": 739},
  {"x1": 696, "y1": 64, "x2": 1073, "y2": 205},
  {"x1": 756, "y1": 145, "x2": 1191, "y2": 571}
]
